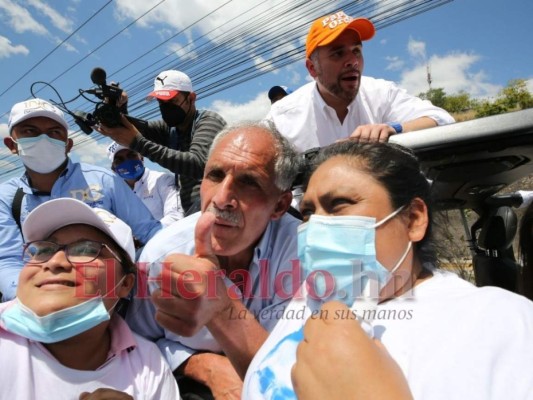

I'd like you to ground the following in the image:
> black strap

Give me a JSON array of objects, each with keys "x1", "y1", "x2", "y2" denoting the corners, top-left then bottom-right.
[{"x1": 12, "y1": 188, "x2": 25, "y2": 237}]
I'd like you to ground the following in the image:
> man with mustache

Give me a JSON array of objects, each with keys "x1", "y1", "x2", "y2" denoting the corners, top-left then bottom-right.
[
  {"x1": 267, "y1": 11, "x2": 455, "y2": 152},
  {"x1": 126, "y1": 121, "x2": 301, "y2": 399}
]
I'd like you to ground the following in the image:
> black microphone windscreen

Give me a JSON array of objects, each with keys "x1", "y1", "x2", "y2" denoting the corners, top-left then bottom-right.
[{"x1": 90, "y1": 67, "x2": 107, "y2": 85}]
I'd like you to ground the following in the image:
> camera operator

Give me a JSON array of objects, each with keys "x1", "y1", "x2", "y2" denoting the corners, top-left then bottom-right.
[{"x1": 97, "y1": 70, "x2": 227, "y2": 213}]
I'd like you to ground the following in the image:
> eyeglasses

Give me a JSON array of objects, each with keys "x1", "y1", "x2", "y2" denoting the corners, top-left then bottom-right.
[{"x1": 23, "y1": 240, "x2": 123, "y2": 265}]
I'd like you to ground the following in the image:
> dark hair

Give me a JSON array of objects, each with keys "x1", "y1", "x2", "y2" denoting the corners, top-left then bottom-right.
[
  {"x1": 307, "y1": 141, "x2": 437, "y2": 266},
  {"x1": 109, "y1": 240, "x2": 136, "y2": 275},
  {"x1": 518, "y1": 204, "x2": 533, "y2": 300},
  {"x1": 100, "y1": 232, "x2": 135, "y2": 316}
]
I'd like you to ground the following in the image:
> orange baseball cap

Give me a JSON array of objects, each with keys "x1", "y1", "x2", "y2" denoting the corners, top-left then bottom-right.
[{"x1": 305, "y1": 11, "x2": 375, "y2": 58}]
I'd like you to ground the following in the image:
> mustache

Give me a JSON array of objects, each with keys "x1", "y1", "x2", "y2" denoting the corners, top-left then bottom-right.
[
  {"x1": 341, "y1": 68, "x2": 360, "y2": 76},
  {"x1": 206, "y1": 204, "x2": 241, "y2": 226}
]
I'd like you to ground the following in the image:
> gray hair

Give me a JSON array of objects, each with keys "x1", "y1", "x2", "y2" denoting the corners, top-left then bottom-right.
[{"x1": 208, "y1": 120, "x2": 300, "y2": 191}]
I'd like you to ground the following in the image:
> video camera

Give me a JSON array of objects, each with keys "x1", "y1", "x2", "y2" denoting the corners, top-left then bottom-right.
[
  {"x1": 74, "y1": 67, "x2": 147, "y2": 134},
  {"x1": 291, "y1": 147, "x2": 320, "y2": 190}
]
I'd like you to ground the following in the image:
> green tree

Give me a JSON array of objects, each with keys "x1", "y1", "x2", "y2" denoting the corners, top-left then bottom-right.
[
  {"x1": 419, "y1": 88, "x2": 447, "y2": 108},
  {"x1": 444, "y1": 91, "x2": 472, "y2": 113},
  {"x1": 500, "y1": 79, "x2": 533, "y2": 110},
  {"x1": 474, "y1": 99, "x2": 508, "y2": 118}
]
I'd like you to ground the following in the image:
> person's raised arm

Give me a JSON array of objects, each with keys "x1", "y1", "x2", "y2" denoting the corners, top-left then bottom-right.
[
  {"x1": 0, "y1": 188, "x2": 27, "y2": 300},
  {"x1": 151, "y1": 211, "x2": 268, "y2": 379},
  {"x1": 291, "y1": 301, "x2": 413, "y2": 400}
]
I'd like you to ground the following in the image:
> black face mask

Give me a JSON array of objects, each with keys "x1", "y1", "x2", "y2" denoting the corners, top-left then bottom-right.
[{"x1": 159, "y1": 99, "x2": 188, "y2": 127}]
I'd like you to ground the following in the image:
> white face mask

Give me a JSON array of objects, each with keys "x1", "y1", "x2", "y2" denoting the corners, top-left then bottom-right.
[{"x1": 14, "y1": 136, "x2": 68, "y2": 173}]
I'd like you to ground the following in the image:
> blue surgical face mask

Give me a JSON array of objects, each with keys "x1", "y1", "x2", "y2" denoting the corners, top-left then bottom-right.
[
  {"x1": 0, "y1": 276, "x2": 125, "y2": 343},
  {"x1": 115, "y1": 159, "x2": 145, "y2": 180},
  {"x1": 297, "y1": 207, "x2": 411, "y2": 308}
]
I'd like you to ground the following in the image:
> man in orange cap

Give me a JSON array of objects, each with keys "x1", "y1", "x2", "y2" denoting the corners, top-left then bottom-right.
[{"x1": 267, "y1": 11, "x2": 454, "y2": 152}]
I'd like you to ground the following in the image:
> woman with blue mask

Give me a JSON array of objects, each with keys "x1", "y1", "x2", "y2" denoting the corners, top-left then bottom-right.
[
  {"x1": 0, "y1": 198, "x2": 179, "y2": 399},
  {"x1": 242, "y1": 141, "x2": 533, "y2": 400}
]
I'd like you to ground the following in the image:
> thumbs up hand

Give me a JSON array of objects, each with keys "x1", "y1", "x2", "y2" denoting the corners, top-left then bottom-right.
[{"x1": 151, "y1": 211, "x2": 232, "y2": 336}]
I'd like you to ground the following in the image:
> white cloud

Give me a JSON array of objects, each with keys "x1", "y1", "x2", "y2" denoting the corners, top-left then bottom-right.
[
  {"x1": 167, "y1": 41, "x2": 198, "y2": 61},
  {"x1": 0, "y1": 36, "x2": 29, "y2": 58},
  {"x1": 399, "y1": 52, "x2": 501, "y2": 98},
  {"x1": 71, "y1": 134, "x2": 112, "y2": 166},
  {"x1": 385, "y1": 55, "x2": 404, "y2": 71},
  {"x1": 114, "y1": 0, "x2": 304, "y2": 53},
  {"x1": 209, "y1": 92, "x2": 270, "y2": 124},
  {"x1": 407, "y1": 37, "x2": 426, "y2": 60},
  {"x1": 380, "y1": 38, "x2": 387, "y2": 45},
  {"x1": 288, "y1": 69, "x2": 302, "y2": 87},
  {"x1": 526, "y1": 79, "x2": 533, "y2": 94},
  {"x1": 0, "y1": 122, "x2": 8, "y2": 138},
  {"x1": 52, "y1": 36, "x2": 78, "y2": 53},
  {"x1": 114, "y1": 0, "x2": 228, "y2": 31},
  {"x1": 27, "y1": 0, "x2": 74, "y2": 33},
  {"x1": 0, "y1": 0, "x2": 48, "y2": 34}
]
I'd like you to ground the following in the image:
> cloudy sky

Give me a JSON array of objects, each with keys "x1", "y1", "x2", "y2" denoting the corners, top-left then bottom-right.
[{"x1": 0, "y1": 0, "x2": 531, "y2": 181}]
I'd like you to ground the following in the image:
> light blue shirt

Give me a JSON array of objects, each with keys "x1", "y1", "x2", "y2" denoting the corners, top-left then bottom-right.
[
  {"x1": 0, "y1": 158, "x2": 162, "y2": 301},
  {"x1": 126, "y1": 211, "x2": 301, "y2": 371}
]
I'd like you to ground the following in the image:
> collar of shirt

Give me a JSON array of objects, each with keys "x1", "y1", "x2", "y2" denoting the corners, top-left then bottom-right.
[
  {"x1": 251, "y1": 219, "x2": 275, "y2": 266},
  {"x1": 133, "y1": 167, "x2": 150, "y2": 192},
  {"x1": 106, "y1": 315, "x2": 137, "y2": 360},
  {"x1": 312, "y1": 82, "x2": 358, "y2": 119},
  {"x1": 20, "y1": 158, "x2": 72, "y2": 195}
]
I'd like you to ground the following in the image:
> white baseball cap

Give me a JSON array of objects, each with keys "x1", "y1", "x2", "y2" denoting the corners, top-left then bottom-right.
[
  {"x1": 146, "y1": 70, "x2": 193, "y2": 101},
  {"x1": 8, "y1": 98, "x2": 69, "y2": 134},
  {"x1": 106, "y1": 141, "x2": 130, "y2": 162},
  {"x1": 22, "y1": 198, "x2": 135, "y2": 263}
]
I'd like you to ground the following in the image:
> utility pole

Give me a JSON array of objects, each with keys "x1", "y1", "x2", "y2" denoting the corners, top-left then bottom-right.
[{"x1": 427, "y1": 63, "x2": 432, "y2": 91}]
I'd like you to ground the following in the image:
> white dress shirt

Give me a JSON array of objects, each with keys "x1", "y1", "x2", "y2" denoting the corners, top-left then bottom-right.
[
  {"x1": 267, "y1": 76, "x2": 455, "y2": 152},
  {"x1": 132, "y1": 167, "x2": 183, "y2": 227}
]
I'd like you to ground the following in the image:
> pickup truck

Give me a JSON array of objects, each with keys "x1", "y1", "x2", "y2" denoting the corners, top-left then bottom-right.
[{"x1": 391, "y1": 108, "x2": 533, "y2": 294}]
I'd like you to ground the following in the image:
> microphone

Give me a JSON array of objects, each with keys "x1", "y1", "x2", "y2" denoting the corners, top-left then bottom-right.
[
  {"x1": 90, "y1": 67, "x2": 107, "y2": 86},
  {"x1": 72, "y1": 110, "x2": 94, "y2": 134},
  {"x1": 84, "y1": 88, "x2": 102, "y2": 96},
  {"x1": 486, "y1": 191, "x2": 533, "y2": 209}
]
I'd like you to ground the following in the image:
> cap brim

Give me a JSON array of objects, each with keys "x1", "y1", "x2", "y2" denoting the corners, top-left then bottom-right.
[
  {"x1": 12, "y1": 111, "x2": 69, "y2": 133},
  {"x1": 345, "y1": 18, "x2": 375, "y2": 41},
  {"x1": 107, "y1": 144, "x2": 129, "y2": 161},
  {"x1": 146, "y1": 90, "x2": 179, "y2": 101},
  {"x1": 23, "y1": 199, "x2": 114, "y2": 244}
]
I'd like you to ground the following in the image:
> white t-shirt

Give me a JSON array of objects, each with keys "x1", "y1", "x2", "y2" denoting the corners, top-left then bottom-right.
[
  {"x1": 133, "y1": 167, "x2": 183, "y2": 227},
  {"x1": 266, "y1": 77, "x2": 455, "y2": 152},
  {"x1": 0, "y1": 307, "x2": 180, "y2": 400},
  {"x1": 243, "y1": 270, "x2": 533, "y2": 400}
]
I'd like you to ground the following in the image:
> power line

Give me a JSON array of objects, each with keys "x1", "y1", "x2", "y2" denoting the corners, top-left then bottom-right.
[
  {"x1": 32, "y1": 0, "x2": 169, "y2": 95},
  {"x1": 0, "y1": 0, "x2": 114, "y2": 99},
  {"x1": 0, "y1": 0, "x2": 453, "y2": 182}
]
